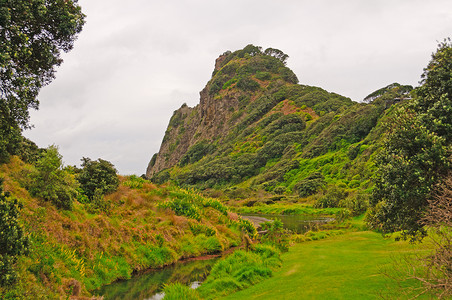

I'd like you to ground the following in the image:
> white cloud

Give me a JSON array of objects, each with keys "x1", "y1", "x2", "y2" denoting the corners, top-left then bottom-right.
[{"x1": 24, "y1": 0, "x2": 452, "y2": 174}]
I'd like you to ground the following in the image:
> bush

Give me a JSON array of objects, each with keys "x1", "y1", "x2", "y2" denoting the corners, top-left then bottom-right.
[
  {"x1": 236, "y1": 76, "x2": 260, "y2": 91},
  {"x1": 255, "y1": 71, "x2": 271, "y2": 81},
  {"x1": 180, "y1": 141, "x2": 216, "y2": 166},
  {"x1": 77, "y1": 157, "x2": 119, "y2": 200},
  {"x1": 339, "y1": 193, "x2": 369, "y2": 216},
  {"x1": 25, "y1": 146, "x2": 78, "y2": 210},
  {"x1": 152, "y1": 170, "x2": 171, "y2": 184},
  {"x1": 123, "y1": 175, "x2": 147, "y2": 189},
  {"x1": 294, "y1": 172, "x2": 326, "y2": 197},
  {"x1": 239, "y1": 218, "x2": 257, "y2": 238},
  {"x1": 259, "y1": 219, "x2": 290, "y2": 252},
  {"x1": 0, "y1": 179, "x2": 29, "y2": 286},
  {"x1": 314, "y1": 186, "x2": 348, "y2": 208}
]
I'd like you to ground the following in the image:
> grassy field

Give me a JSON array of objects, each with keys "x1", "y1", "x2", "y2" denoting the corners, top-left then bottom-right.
[{"x1": 222, "y1": 230, "x2": 432, "y2": 299}]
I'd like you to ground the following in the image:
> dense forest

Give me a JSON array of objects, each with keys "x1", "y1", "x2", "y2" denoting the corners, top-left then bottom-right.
[{"x1": 1, "y1": 1, "x2": 451, "y2": 299}]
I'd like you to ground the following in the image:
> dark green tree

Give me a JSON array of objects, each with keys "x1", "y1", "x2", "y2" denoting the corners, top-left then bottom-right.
[
  {"x1": 77, "y1": 158, "x2": 119, "y2": 200},
  {"x1": 0, "y1": 179, "x2": 29, "y2": 286},
  {"x1": 369, "y1": 39, "x2": 452, "y2": 239},
  {"x1": 0, "y1": 0, "x2": 85, "y2": 160}
]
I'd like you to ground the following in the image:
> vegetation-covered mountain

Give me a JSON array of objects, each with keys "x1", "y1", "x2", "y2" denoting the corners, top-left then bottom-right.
[
  {"x1": 147, "y1": 45, "x2": 412, "y2": 207},
  {"x1": 2, "y1": 3, "x2": 451, "y2": 296}
]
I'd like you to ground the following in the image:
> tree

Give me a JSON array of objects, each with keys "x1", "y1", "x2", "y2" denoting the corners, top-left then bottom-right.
[
  {"x1": 0, "y1": 0, "x2": 85, "y2": 159},
  {"x1": 0, "y1": 179, "x2": 29, "y2": 286},
  {"x1": 77, "y1": 158, "x2": 119, "y2": 200},
  {"x1": 368, "y1": 39, "x2": 452, "y2": 239},
  {"x1": 264, "y1": 48, "x2": 289, "y2": 65},
  {"x1": 26, "y1": 145, "x2": 78, "y2": 210}
]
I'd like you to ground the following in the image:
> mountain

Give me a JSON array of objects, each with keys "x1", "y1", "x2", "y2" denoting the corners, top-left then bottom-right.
[{"x1": 147, "y1": 45, "x2": 411, "y2": 201}]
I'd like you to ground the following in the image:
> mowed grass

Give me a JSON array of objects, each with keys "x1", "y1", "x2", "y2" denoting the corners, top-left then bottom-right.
[{"x1": 222, "y1": 231, "x2": 432, "y2": 299}]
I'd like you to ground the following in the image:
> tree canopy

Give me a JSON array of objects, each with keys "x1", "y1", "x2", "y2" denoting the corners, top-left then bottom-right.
[
  {"x1": 77, "y1": 157, "x2": 120, "y2": 200},
  {"x1": 0, "y1": 0, "x2": 85, "y2": 159},
  {"x1": 369, "y1": 39, "x2": 452, "y2": 239}
]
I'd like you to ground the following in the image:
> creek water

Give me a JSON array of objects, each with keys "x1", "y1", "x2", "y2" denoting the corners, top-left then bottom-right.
[
  {"x1": 93, "y1": 258, "x2": 217, "y2": 300},
  {"x1": 241, "y1": 213, "x2": 334, "y2": 233},
  {"x1": 95, "y1": 214, "x2": 333, "y2": 299}
]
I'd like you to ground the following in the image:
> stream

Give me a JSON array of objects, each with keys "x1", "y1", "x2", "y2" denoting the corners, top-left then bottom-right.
[
  {"x1": 93, "y1": 258, "x2": 218, "y2": 300},
  {"x1": 95, "y1": 213, "x2": 333, "y2": 299}
]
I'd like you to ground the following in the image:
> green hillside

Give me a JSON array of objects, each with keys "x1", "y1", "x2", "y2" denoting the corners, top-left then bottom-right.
[
  {"x1": 148, "y1": 45, "x2": 413, "y2": 212},
  {"x1": 0, "y1": 156, "x2": 250, "y2": 298}
]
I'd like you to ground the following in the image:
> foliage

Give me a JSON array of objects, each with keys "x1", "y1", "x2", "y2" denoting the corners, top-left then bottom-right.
[
  {"x1": 25, "y1": 145, "x2": 78, "y2": 210},
  {"x1": 122, "y1": 175, "x2": 148, "y2": 189},
  {"x1": 159, "y1": 196, "x2": 201, "y2": 221},
  {"x1": 162, "y1": 283, "x2": 200, "y2": 300},
  {"x1": 339, "y1": 193, "x2": 369, "y2": 216},
  {"x1": 255, "y1": 71, "x2": 271, "y2": 81},
  {"x1": 314, "y1": 185, "x2": 349, "y2": 208},
  {"x1": 369, "y1": 39, "x2": 452, "y2": 239},
  {"x1": 196, "y1": 245, "x2": 281, "y2": 299},
  {"x1": 363, "y1": 82, "x2": 413, "y2": 103},
  {"x1": 238, "y1": 217, "x2": 257, "y2": 238},
  {"x1": 259, "y1": 218, "x2": 290, "y2": 252},
  {"x1": 180, "y1": 140, "x2": 216, "y2": 166},
  {"x1": 0, "y1": 179, "x2": 29, "y2": 286},
  {"x1": 264, "y1": 48, "x2": 289, "y2": 64},
  {"x1": 403, "y1": 175, "x2": 452, "y2": 298},
  {"x1": 0, "y1": 0, "x2": 85, "y2": 160},
  {"x1": 77, "y1": 157, "x2": 119, "y2": 200},
  {"x1": 293, "y1": 172, "x2": 325, "y2": 197},
  {"x1": 158, "y1": 188, "x2": 229, "y2": 221},
  {"x1": 152, "y1": 169, "x2": 171, "y2": 184}
]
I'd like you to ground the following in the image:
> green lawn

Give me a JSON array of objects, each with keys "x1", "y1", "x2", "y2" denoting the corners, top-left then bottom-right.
[{"x1": 222, "y1": 231, "x2": 432, "y2": 299}]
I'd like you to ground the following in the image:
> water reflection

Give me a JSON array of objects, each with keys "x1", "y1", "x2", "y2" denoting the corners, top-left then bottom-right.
[
  {"x1": 94, "y1": 258, "x2": 217, "y2": 300},
  {"x1": 241, "y1": 214, "x2": 334, "y2": 233}
]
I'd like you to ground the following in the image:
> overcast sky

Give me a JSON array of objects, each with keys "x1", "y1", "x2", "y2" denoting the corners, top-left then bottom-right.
[{"x1": 23, "y1": 0, "x2": 452, "y2": 175}]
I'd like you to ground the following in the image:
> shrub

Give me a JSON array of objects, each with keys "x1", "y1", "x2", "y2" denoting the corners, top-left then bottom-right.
[
  {"x1": 159, "y1": 197, "x2": 201, "y2": 221},
  {"x1": 239, "y1": 218, "x2": 257, "y2": 238},
  {"x1": 236, "y1": 76, "x2": 260, "y2": 91},
  {"x1": 25, "y1": 145, "x2": 78, "y2": 210},
  {"x1": 123, "y1": 175, "x2": 147, "y2": 189},
  {"x1": 152, "y1": 170, "x2": 171, "y2": 184},
  {"x1": 0, "y1": 180, "x2": 29, "y2": 286},
  {"x1": 294, "y1": 172, "x2": 326, "y2": 197},
  {"x1": 180, "y1": 141, "x2": 216, "y2": 166},
  {"x1": 255, "y1": 71, "x2": 271, "y2": 81},
  {"x1": 339, "y1": 193, "x2": 369, "y2": 216},
  {"x1": 259, "y1": 218, "x2": 290, "y2": 252},
  {"x1": 77, "y1": 157, "x2": 119, "y2": 200},
  {"x1": 314, "y1": 186, "x2": 348, "y2": 208}
]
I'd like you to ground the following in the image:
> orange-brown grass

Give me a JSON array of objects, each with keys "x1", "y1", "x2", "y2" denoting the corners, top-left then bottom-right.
[{"x1": 0, "y1": 157, "x2": 243, "y2": 298}]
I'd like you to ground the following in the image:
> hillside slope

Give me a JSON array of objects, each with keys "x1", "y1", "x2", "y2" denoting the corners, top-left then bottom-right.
[
  {"x1": 0, "y1": 157, "x2": 247, "y2": 298},
  {"x1": 147, "y1": 45, "x2": 411, "y2": 202}
]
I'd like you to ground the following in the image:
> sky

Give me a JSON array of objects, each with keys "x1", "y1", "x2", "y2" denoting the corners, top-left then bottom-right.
[{"x1": 23, "y1": 0, "x2": 452, "y2": 175}]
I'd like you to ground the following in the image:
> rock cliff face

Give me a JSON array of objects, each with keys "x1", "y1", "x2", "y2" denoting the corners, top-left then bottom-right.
[{"x1": 146, "y1": 54, "x2": 242, "y2": 177}]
